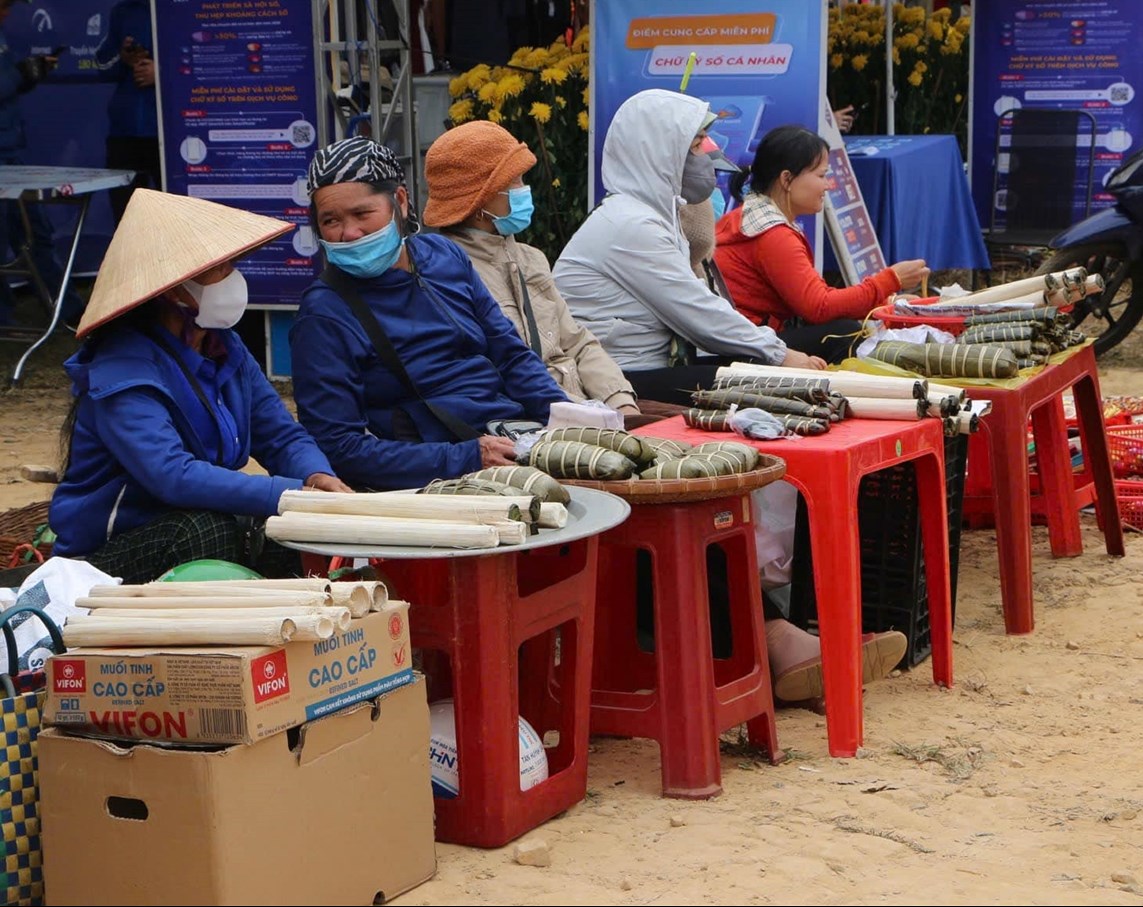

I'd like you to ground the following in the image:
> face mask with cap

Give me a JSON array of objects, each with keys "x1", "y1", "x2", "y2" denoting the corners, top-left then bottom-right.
[
  {"x1": 488, "y1": 185, "x2": 534, "y2": 236},
  {"x1": 320, "y1": 218, "x2": 404, "y2": 278},
  {"x1": 182, "y1": 269, "x2": 249, "y2": 330},
  {"x1": 680, "y1": 150, "x2": 717, "y2": 204}
]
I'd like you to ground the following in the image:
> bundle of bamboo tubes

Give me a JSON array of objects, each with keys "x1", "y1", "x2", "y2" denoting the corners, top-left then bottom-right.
[
  {"x1": 65, "y1": 579, "x2": 395, "y2": 647},
  {"x1": 264, "y1": 485, "x2": 571, "y2": 552}
]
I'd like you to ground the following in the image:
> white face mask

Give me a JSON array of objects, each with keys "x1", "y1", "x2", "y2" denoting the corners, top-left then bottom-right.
[{"x1": 182, "y1": 269, "x2": 248, "y2": 330}]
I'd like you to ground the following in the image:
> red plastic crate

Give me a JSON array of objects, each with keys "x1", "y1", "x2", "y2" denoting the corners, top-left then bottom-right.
[
  {"x1": 1107, "y1": 425, "x2": 1143, "y2": 479},
  {"x1": 1116, "y1": 480, "x2": 1143, "y2": 530}
]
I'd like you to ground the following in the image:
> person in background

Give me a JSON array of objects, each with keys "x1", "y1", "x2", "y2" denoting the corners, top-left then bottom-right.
[
  {"x1": 553, "y1": 89, "x2": 825, "y2": 408},
  {"x1": 421, "y1": 120, "x2": 639, "y2": 419},
  {"x1": 0, "y1": 0, "x2": 82, "y2": 326},
  {"x1": 714, "y1": 124, "x2": 929, "y2": 364},
  {"x1": 290, "y1": 137, "x2": 567, "y2": 491},
  {"x1": 51, "y1": 190, "x2": 350, "y2": 584},
  {"x1": 94, "y1": 0, "x2": 161, "y2": 225}
]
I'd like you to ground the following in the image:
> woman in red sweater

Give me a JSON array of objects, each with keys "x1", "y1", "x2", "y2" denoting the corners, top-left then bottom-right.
[{"x1": 714, "y1": 125, "x2": 929, "y2": 363}]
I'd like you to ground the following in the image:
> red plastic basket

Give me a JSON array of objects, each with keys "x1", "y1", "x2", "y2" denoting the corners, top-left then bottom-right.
[
  {"x1": 1106, "y1": 425, "x2": 1143, "y2": 479},
  {"x1": 1115, "y1": 480, "x2": 1143, "y2": 530}
]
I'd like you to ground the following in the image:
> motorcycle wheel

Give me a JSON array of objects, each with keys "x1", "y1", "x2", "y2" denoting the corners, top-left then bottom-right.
[{"x1": 1036, "y1": 242, "x2": 1143, "y2": 356}]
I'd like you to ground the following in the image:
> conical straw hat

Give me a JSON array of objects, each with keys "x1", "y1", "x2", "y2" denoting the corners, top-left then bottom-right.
[{"x1": 76, "y1": 189, "x2": 294, "y2": 338}]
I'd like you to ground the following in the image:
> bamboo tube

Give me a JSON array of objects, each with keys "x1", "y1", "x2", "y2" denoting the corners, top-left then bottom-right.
[
  {"x1": 109, "y1": 579, "x2": 373, "y2": 618},
  {"x1": 88, "y1": 606, "x2": 353, "y2": 631},
  {"x1": 63, "y1": 613, "x2": 335, "y2": 647},
  {"x1": 955, "y1": 411, "x2": 980, "y2": 434},
  {"x1": 486, "y1": 520, "x2": 529, "y2": 545},
  {"x1": 941, "y1": 274, "x2": 1054, "y2": 306},
  {"x1": 278, "y1": 489, "x2": 527, "y2": 524},
  {"x1": 719, "y1": 363, "x2": 928, "y2": 400},
  {"x1": 538, "y1": 503, "x2": 568, "y2": 529},
  {"x1": 265, "y1": 512, "x2": 500, "y2": 549},
  {"x1": 361, "y1": 489, "x2": 542, "y2": 523},
  {"x1": 927, "y1": 381, "x2": 967, "y2": 402},
  {"x1": 78, "y1": 592, "x2": 332, "y2": 610},
  {"x1": 926, "y1": 395, "x2": 962, "y2": 417},
  {"x1": 845, "y1": 397, "x2": 927, "y2": 420},
  {"x1": 357, "y1": 581, "x2": 389, "y2": 610}
]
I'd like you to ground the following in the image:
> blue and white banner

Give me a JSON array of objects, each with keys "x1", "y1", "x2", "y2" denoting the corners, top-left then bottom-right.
[
  {"x1": 590, "y1": 0, "x2": 826, "y2": 247},
  {"x1": 152, "y1": 0, "x2": 320, "y2": 308},
  {"x1": 970, "y1": 0, "x2": 1143, "y2": 227}
]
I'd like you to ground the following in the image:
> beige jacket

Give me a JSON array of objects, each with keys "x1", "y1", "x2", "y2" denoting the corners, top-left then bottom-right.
[{"x1": 444, "y1": 228, "x2": 637, "y2": 410}]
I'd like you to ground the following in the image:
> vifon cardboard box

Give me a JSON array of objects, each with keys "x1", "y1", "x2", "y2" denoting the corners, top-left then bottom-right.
[
  {"x1": 39, "y1": 677, "x2": 437, "y2": 906},
  {"x1": 43, "y1": 601, "x2": 412, "y2": 745}
]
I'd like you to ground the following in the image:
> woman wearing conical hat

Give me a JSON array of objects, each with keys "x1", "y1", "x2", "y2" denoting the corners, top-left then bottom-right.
[{"x1": 49, "y1": 189, "x2": 351, "y2": 583}]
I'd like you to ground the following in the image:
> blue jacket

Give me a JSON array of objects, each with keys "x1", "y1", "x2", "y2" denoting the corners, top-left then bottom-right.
[
  {"x1": 50, "y1": 324, "x2": 333, "y2": 558},
  {"x1": 0, "y1": 27, "x2": 28, "y2": 155},
  {"x1": 93, "y1": 0, "x2": 158, "y2": 139},
  {"x1": 290, "y1": 233, "x2": 567, "y2": 489}
]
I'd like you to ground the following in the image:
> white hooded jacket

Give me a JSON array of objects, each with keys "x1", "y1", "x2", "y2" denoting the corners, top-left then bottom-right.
[{"x1": 553, "y1": 89, "x2": 787, "y2": 370}]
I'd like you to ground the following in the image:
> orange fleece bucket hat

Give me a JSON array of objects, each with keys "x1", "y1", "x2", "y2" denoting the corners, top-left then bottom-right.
[{"x1": 422, "y1": 121, "x2": 537, "y2": 228}]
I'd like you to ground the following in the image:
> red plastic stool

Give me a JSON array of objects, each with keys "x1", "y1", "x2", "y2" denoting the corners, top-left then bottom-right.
[
  {"x1": 582, "y1": 473, "x2": 786, "y2": 799},
  {"x1": 634, "y1": 417, "x2": 954, "y2": 758},
  {"x1": 953, "y1": 343, "x2": 1124, "y2": 633},
  {"x1": 377, "y1": 537, "x2": 600, "y2": 848}
]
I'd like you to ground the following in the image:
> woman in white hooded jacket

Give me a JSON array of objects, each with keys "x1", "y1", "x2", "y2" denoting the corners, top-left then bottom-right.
[{"x1": 554, "y1": 88, "x2": 825, "y2": 406}]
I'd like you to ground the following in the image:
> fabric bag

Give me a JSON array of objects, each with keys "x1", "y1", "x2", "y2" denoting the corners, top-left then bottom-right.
[{"x1": 1, "y1": 604, "x2": 66, "y2": 907}]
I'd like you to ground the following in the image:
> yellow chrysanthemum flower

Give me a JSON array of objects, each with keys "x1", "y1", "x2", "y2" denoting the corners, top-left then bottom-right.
[
  {"x1": 478, "y1": 82, "x2": 498, "y2": 104},
  {"x1": 498, "y1": 73, "x2": 526, "y2": 98},
  {"x1": 955, "y1": 93, "x2": 963, "y2": 104},
  {"x1": 530, "y1": 102, "x2": 552, "y2": 124},
  {"x1": 577, "y1": 110, "x2": 589, "y2": 131},
  {"x1": 907, "y1": 70, "x2": 923, "y2": 87},
  {"x1": 509, "y1": 46, "x2": 534, "y2": 66},
  {"x1": 488, "y1": 107, "x2": 503, "y2": 124},
  {"x1": 898, "y1": 32, "x2": 920, "y2": 50},
  {"x1": 955, "y1": 17, "x2": 971, "y2": 34},
  {"x1": 448, "y1": 75, "x2": 467, "y2": 98},
  {"x1": 928, "y1": 20, "x2": 944, "y2": 40},
  {"x1": 555, "y1": 95, "x2": 567, "y2": 108},
  {"x1": 851, "y1": 54, "x2": 868, "y2": 72},
  {"x1": 582, "y1": 86, "x2": 590, "y2": 105},
  {"x1": 557, "y1": 53, "x2": 589, "y2": 73},
  {"x1": 540, "y1": 67, "x2": 569, "y2": 85},
  {"x1": 465, "y1": 64, "x2": 492, "y2": 92},
  {"x1": 914, "y1": 61, "x2": 928, "y2": 74},
  {"x1": 572, "y1": 29, "x2": 590, "y2": 53},
  {"x1": 448, "y1": 99, "x2": 474, "y2": 124},
  {"x1": 830, "y1": 53, "x2": 843, "y2": 69},
  {"x1": 523, "y1": 48, "x2": 550, "y2": 69},
  {"x1": 933, "y1": 8, "x2": 953, "y2": 22},
  {"x1": 892, "y1": 47, "x2": 901, "y2": 65}
]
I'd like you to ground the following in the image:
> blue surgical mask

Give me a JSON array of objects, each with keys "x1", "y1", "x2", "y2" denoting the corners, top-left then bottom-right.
[
  {"x1": 490, "y1": 185, "x2": 534, "y2": 236},
  {"x1": 320, "y1": 219, "x2": 404, "y2": 278},
  {"x1": 709, "y1": 187, "x2": 727, "y2": 220}
]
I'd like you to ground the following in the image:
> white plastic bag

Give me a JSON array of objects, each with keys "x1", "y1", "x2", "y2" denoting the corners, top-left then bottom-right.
[
  {"x1": 751, "y1": 480, "x2": 799, "y2": 591},
  {"x1": 0, "y1": 558, "x2": 114, "y2": 673}
]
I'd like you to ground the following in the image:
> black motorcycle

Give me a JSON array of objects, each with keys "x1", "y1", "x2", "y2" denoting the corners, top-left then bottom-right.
[{"x1": 1036, "y1": 146, "x2": 1143, "y2": 355}]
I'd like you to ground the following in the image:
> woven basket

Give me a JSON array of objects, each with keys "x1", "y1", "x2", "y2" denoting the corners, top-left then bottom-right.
[
  {"x1": 1107, "y1": 425, "x2": 1143, "y2": 479},
  {"x1": 561, "y1": 454, "x2": 786, "y2": 504},
  {"x1": 1116, "y1": 480, "x2": 1143, "y2": 531},
  {"x1": 0, "y1": 500, "x2": 53, "y2": 568}
]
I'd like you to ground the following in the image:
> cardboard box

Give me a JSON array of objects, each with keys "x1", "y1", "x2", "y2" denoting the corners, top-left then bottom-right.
[
  {"x1": 43, "y1": 602, "x2": 412, "y2": 745},
  {"x1": 39, "y1": 677, "x2": 437, "y2": 906}
]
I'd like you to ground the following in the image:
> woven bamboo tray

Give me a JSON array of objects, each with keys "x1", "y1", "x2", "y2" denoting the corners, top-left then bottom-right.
[
  {"x1": 0, "y1": 499, "x2": 53, "y2": 567},
  {"x1": 560, "y1": 454, "x2": 786, "y2": 504}
]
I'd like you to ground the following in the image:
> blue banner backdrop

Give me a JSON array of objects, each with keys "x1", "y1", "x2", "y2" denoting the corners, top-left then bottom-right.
[
  {"x1": 590, "y1": 0, "x2": 826, "y2": 250},
  {"x1": 970, "y1": 0, "x2": 1143, "y2": 229},
  {"x1": 152, "y1": 0, "x2": 320, "y2": 308},
  {"x1": 6, "y1": 1, "x2": 118, "y2": 274}
]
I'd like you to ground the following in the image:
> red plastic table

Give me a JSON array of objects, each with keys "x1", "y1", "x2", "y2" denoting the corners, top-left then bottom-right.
[{"x1": 633, "y1": 416, "x2": 954, "y2": 758}]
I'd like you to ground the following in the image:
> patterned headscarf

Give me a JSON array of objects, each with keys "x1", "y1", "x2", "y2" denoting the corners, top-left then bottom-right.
[{"x1": 306, "y1": 136, "x2": 405, "y2": 196}]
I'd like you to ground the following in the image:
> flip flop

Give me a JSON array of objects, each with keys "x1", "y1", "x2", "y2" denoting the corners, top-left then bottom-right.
[{"x1": 771, "y1": 631, "x2": 908, "y2": 702}]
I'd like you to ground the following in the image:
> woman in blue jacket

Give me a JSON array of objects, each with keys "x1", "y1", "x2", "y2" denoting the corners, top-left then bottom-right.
[
  {"x1": 50, "y1": 189, "x2": 351, "y2": 583},
  {"x1": 290, "y1": 137, "x2": 567, "y2": 490}
]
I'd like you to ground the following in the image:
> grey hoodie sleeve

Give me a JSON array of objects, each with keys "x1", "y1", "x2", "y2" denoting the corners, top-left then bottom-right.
[{"x1": 602, "y1": 210, "x2": 788, "y2": 364}]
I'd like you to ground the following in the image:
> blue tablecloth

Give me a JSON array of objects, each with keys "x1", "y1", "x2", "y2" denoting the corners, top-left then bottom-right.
[{"x1": 824, "y1": 135, "x2": 990, "y2": 273}]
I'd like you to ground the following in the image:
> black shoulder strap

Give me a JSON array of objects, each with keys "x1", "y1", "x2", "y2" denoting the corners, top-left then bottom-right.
[
  {"x1": 514, "y1": 268, "x2": 544, "y2": 357},
  {"x1": 320, "y1": 265, "x2": 482, "y2": 442},
  {"x1": 146, "y1": 327, "x2": 215, "y2": 417}
]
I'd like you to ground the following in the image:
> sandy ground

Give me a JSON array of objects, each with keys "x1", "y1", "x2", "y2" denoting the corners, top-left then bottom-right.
[{"x1": 3, "y1": 326, "x2": 1143, "y2": 906}]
